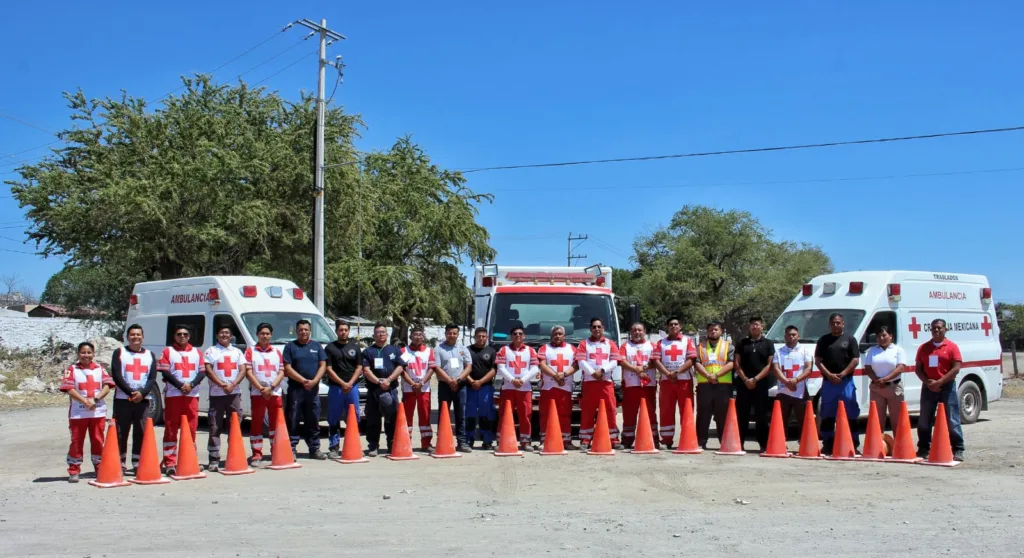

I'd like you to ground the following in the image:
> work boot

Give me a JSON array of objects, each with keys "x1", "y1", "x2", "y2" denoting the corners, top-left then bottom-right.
[
  {"x1": 953, "y1": 451, "x2": 965, "y2": 462},
  {"x1": 311, "y1": 450, "x2": 327, "y2": 460},
  {"x1": 917, "y1": 448, "x2": 929, "y2": 460},
  {"x1": 456, "y1": 444, "x2": 473, "y2": 453},
  {"x1": 612, "y1": 443, "x2": 625, "y2": 451},
  {"x1": 520, "y1": 443, "x2": 534, "y2": 453},
  {"x1": 207, "y1": 462, "x2": 220, "y2": 473},
  {"x1": 328, "y1": 449, "x2": 340, "y2": 460},
  {"x1": 481, "y1": 442, "x2": 494, "y2": 451},
  {"x1": 564, "y1": 441, "x2": 581, "y2": 451}
]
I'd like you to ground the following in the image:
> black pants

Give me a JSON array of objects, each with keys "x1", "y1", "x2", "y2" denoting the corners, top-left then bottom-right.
[
  {"x1": 437, "y1": 382, "x2": 468, "y2": 446},
  {"x1": 777, "y1": 392, "x2": 808, "y2": 439},
  {"x1": 286, "y1": 388, "x2": 321, "y2": 454},
  {"x1": 696, "y1": 383, "x2": 732, "y2": 447},
  {"x1": 364, "y1": 387, "x2": 399, "y2": 451},
  {"x1": 113, "y1": 398, "x2": 151, "y2": 468},
  {"x1": 735, "y1": 381, "x2": 772, "y2": 450}
]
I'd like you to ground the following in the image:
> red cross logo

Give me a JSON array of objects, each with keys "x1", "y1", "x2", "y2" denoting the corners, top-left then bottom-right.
[
  {"x1": 407, "y1": 355, "x2": 427, "y2": 377},
  {"x1": 592, "y1": 346, "x2": 607, "y2": 366},
  {"x1": 125, "y1": 358, "x2": 147, "y2": 381},
  {"x1": 77, "y1": 375, "x2": 101, "y2": 398},
  {"x1": 908, "y1": 317, "x2": 922, "y2": 340},
  {"x1": 787, "y1": 363, "x2": 801, "y2": 379},
  {"x1": 981, "y1": 315, "x2": 992, "y2": 337},
  {"x1": 217, "y1": 356, "x2": 237, "y2": 378},
  {"x1": 550, "y1": 353, "x2": 570, "y2": 373},
  {"x1": 633, "y1": 350, "x2": 648, "y2": 368},
  {"x1": 257, "y1": 358, "x2": 276, "y2": 379},
  {"x1": 175, "y1": 356, "x2": 196, "y2": 379},
  {"x1": 663, "y1": 343, "x2": 683, "y2": 362},
  {"x1": 509, "y1": 354, "x2": 527, "y2": 377}
]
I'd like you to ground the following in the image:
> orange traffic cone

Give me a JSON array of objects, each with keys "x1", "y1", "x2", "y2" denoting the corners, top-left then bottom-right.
[
  {"x1": 587, "y1": 400, "x2": 615, "y2": 456},
  {"x1": 631, "y1": 396, "x2": 659, "y2": 454},
  {"x1": 794, "y1": 400, "x2": 822, "y2": 460},
  {"x1": 888, "y1": 401, "x2": 921, "y2": 463},
  {"x1": 220, "y1": 413, "x2": 254, "y2": 475},
  {"x1": 388, "y1": 400, "x2": 420, "y2": 460},
  {"x1": 539, "y1": 398, "x2": 568, "y2": 456},
  {"x1": 922, "y1": 402, "x2": 960, "y2": 467},
  {"x1": 267, "y1": 407, "x2": 302, "y2": 470},
  {"x1": 673, "y1": 398, "x2": 702, "y2": 454},
  {"x1": 335, "y1": 404, "x2": 368, "y2": 464},
  {"x1": 88, "y1": 423, "x2": 131, "y2": 488},
  {"x1": 170, "y1": 416, "x2": 207, "y2": 480},
  {"x1": 760, "y1": 399, "x2": 790, "y2": 458},
  {"x1": 432, "y1": 401, "x2": 461, "y2": 459},
  {"x1": 129, "y1": 418, "x2": 169, "y2": 485},
  {"x1": 859, "y1": 401, "x2": 886, "y2": 462},
  {"x1": 824, "y1": 401, "x2": 857, "y2": 461},
  {"x1": 494, "y1": 398, "x2": 523, "y2": 456},
  {"x1": 715, "y1": 398, "x2": 745, "y2": 456}
]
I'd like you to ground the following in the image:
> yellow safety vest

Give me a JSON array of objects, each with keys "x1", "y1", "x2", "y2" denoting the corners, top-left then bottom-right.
[{"x1": 697, "y1": 340, "x2": 731, "y2": 384}]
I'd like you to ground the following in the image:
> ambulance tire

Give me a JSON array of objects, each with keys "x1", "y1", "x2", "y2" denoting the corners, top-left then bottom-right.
[
  {"x1": 146, "y1": 392, "x2": 164, "y2": 426},
  {"x1": 957, "y1": 380, "x2": 982, "y2": 425}
]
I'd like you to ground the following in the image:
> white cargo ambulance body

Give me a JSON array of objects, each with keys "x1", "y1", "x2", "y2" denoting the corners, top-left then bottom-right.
[
  {"x1": 765, "y1": 271, "x2": 1002, "y2": 423},
  {"x1": 125, "y1": 276, "x2": 336, "y2": 422}
]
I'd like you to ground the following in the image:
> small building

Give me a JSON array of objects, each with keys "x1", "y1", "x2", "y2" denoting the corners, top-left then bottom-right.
[{"x1": 27, "y1": 304, "x2": 68, "y2": 318}]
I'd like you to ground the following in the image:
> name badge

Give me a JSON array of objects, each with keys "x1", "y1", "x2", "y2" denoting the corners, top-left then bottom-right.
[
  {"x1": 374, "y1": 357, "x2": 384, "y2": 369},
  {"x1": 449, "y1": 357, "x2": 460, "y2": 370},
  {"x1": 928, "y1": 355, "x2": 939, "y2": 368},
  {"x1": 707, "y1": 352, "x2": 718, "y2": 363}
]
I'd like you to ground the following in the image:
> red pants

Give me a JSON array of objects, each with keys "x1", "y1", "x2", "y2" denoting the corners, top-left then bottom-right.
[
  {"x1": 403, "y1": 391, "x2": 433, "y2": 448},
  {"x1": 623, "y1": 386, "x2": 658, "y2": 445},
  {"x1": 162, "y1": 396, "x2": 199, "y2": 469},
  {"x1": 539, "y1": 389, "x2": 570, "y2": 442},
  {"x1": 580, "y1": 381, "x2": 618, "y2": 443},
  {"x1": 500, "y1": 389, "x2": 533, "y2": 442},
  {"x1": 659, "y1": 379, "x2": 694, "y2": 445},
  {"x1": 249, "y1": 394, "x2": 283, "y2": 461},
  {"x1": 67, "y1": 417, "x2": 105, "y2": 475}
]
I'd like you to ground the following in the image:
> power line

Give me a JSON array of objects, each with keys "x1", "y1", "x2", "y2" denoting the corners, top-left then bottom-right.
[
  {"x1": 460, "y1": 126, "x2": 1024, "y2": 174},
  {"x1": 0, "y1": 112, "x2": 55, "y2": 134},
  {"x1": 588, "y1": 236, "x2": 631, "y2": 259},
  {"x1": 0, "y1": 247, "x2": 33, "y2": 254},
  {"x1": 253, "y1": 49, "x2": 319, "y2": 86}
]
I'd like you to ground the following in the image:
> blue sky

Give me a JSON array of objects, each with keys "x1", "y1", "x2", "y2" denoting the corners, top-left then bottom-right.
[{"x1": 2, "y1": 1, "x2": 1023, "y2": 301}]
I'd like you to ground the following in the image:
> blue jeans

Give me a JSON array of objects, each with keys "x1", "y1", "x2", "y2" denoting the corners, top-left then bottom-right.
[
  {"x1": 437, "y1": 382, "x2": 468, "y2": 445},
  {"x1": 286, "y1": 386, "x2": 321, "y2": 453},
  {"x1": 465, "y1": 383, "x2": 495, "y2": 444},
  {"x1": 327, "y1": 384, "x2": 361, "y2": 451},
  {"x1": 819, "y1": 375, "x2": 860, "y2": 451},
  {"x1": 918, "y1": 382, "x2": 965, "y2": 452}
]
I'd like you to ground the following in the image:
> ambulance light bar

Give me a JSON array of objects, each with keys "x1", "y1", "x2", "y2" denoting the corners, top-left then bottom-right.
[
  {"x1": 208, "y1": 288, "x2": 220, "y2": 302},
  {"x1": 981, "y1": 287, "x2": 992, "y2": 303},
  {"x1": 129, "y1": 294, "x2": 138, "y2": 306},
  {"x1": 887, "y1": 283, "x2": 902, "y2": 302},
  {"x1": 240, "y1": 285, "x2": 258, "y2": 298},
  {"x1": 267, "y1": 286, "x2": 283, "y2": 298},
  {"x1": 505, "y1": 272, "x2": 602, "y2": 286},
  {"x1": 849, "y1": 281, "x2": 864, "y2": 295},
  {"x1": 823, "y1": 282, "x2": 837, "y2": 295},
  {"x1": 292, "y1": 288, "x2": 304, "y2": 300},
  {"x1": 801, "y1": 284, "x2": 813, "y2": 296}
]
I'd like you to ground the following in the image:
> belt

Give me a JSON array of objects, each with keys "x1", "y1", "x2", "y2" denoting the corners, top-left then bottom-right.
[{"x1": 880, "y1": 378, "x2": 902, "y2": 386}]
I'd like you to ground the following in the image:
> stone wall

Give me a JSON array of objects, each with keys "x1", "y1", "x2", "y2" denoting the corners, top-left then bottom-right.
[{"x1": 0, "y1": 317, "x2": 113, "y2": 351}]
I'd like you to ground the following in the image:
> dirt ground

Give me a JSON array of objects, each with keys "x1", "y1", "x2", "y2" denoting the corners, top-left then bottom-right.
[{"x1": 1, "y1": 392, "x2": 1023, "y2": 558}]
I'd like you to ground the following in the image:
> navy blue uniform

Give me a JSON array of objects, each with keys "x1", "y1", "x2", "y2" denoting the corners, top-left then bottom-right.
[
  {"x1": 283, "y1": 339, "x2": 327, "y2": 455},
  {"x1": 361, "y1": 343, "x2": 404, "y2": 452}
]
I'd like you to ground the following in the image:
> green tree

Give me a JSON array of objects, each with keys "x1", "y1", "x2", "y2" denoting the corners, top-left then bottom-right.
[
  {"x1": 997, "y1": 302, "x2": 1024, "y2": 349},
  {"x1": 630, "y1": 205, "x2": 832, "y2": 337}
]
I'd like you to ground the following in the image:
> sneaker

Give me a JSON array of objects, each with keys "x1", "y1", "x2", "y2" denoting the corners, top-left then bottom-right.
[
  {"x1": 612, "y1": 443, "x2": 625, "y2": 451},
  {"x1": 579, "y1": 443, "x2": 590, "y2": 452},
  {"x1": 520, "y1": 444, "x2": 534, "y2": 452},
  {"x1": 311, "y1": 450, "x2": 327, "y2": 460},
  {"x1": 622, "y1": 442, "x2": 634, "y2": 450},
  {"x1": 481, "y1": 442, "x2": 494, "y2": 451},
  {"x1": 250, "y1": 458, "x2": 263, "y2": 469},
  {"x1": 456, "y1": 444, "x2": 473, "y2": 453},
  {"x1": 207, "y1": 462, "x2": 220, "y2": 473},
  {"x1": 68, "y1": 474, "x2": 80, "y2": 483},
  {"x1": 917, "y1": 449, "x2": 929, "y2": 460},
  {"x1": 664, "y1": 443, "x2": 674, "y2": 451},
  {"x1": 166, "y1": 467, "x2": 176, "y2": 477},
  {"x1": 366, "y1": 449, "x2": 379, "y2": 458},
  {"x1": 327, "y1": 450, "x2": 340, "y2": 460},
  {"x1": 564, "y1": 441, "x2": 581, "y2": 451},
  {"x1": 953, "y1": 451, "x2": 965, "y2": 462}
]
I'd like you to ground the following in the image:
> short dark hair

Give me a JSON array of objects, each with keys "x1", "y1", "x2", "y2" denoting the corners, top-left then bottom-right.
[
  {"x1": 335, "y1": 319, "x2": 349, "y2": 329},
  {"x1": 374, "y1": 322, "x2": 388, "y2": 332},
  {"x1": 445, "y1": 323, "x2": 459, "y2": 332},
  {"x1": 510, "y1": 326, "x2": 525, "y2": 335},
  {"x1": 877, "y1": 325, "x2": 893, "y2": 336},
  {"x1": 630, "y1": 322, "x2": 646, "y2": 331},
  {"x1": 256, "y1": 323, "x2": 274, "y2": 334},
  {"x1": 474, "y1": 327, "x2": 488, "y2": 336},
  {"x1": 666, "y1": 316, "x2": 681, "y2": 325},
  {"x1": 216, "y1": 324, "x2": 232, "y2": 334},
  {"x1": 828, "y1": 313, "x2": 844, "y2": 323},
  {"x1": 785, "y1": 325, "x2": 799, "y2": 334},
  {"x1": 748, "y1": 316, "x2": 764, "y2": 324},
  {"x1": 126, "y1": 324, "x2": 144, "y2": 335},
  {"x1": 706, "y1": 321, "x2": 723, "y2": 330},
  {"x1": 590, "y1": 317, "x2": 603, "y2": 327},
  {"x1": 77, "y1": 341, "x2": 95, "y2": 353},
  {"x1": 931, "y1": 318, "x2": 947, "y2": 328},
  {"x1": 173, "y1": 324, "x2": 192, "y2": 336},
  {"x1": 411, "y1": 325, "x2": 425, "y2": 334},
  {"x1": 296, "y1": 319, "x2": 311, "y2": 329}
]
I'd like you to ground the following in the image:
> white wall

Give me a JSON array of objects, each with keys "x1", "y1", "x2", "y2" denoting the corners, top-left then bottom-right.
[{"x1": 0, "y1": 316, "x2": 112, "y2": 350}]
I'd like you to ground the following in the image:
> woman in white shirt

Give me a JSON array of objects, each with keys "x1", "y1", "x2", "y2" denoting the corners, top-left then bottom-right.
[{"x1": 863, "y1": 326, "x2": 907, "y2": 433}]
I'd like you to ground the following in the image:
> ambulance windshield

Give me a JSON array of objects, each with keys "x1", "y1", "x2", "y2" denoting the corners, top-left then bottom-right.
[
  {"x1": 489, "y1": 292, "x2": 618, "y2": 345},
  {"x1": 766, "y1": 309, "x2": 866, "y2": 343},
  {"x1": 240, "y1": 312, "x2": 335, "y2": 345}
]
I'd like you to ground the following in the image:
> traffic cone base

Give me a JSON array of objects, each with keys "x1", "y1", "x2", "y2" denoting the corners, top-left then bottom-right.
[
  {"x1": 267, "y1": 408, "x2": 302, "y2": 470},
  {"x1": 334, "y1": 404, "x2": 369, "y2": 464},
  {"x1": 795, "y1": 400, "x2": 823, "y2": 459},
  {"x1": 431, "y1": 401, "x2": 462, "y2": 459},
  {"x1": 169, "y1": 415, "x2": 207, "y2": 481},
  {"x1": 760, "y1": 399, "x2": 791, "y2": 458},
  {"x1": 921, "y1": 403, "x2": 960, "y2": 467},
  {"x1": 221, "y1": 413, "x2": 255, "y2": 476},
  {"x1": 128, "y1": 418, "x2": 170, "y2": 485},
  {"x1": 88, "y1": 423, "x2": 131, "y2": 488},
  {"x1": 673, "y1": 398, "x2": 702, "y2": 455},
  {"x1": 630, "y1": 396, "x2": 660, "y2": 455},
  {"x1": 587, "y1": 400, "x2": 616, "y2": 456},
  {"x1": 715, "y1": 398, "x2": 745, "y2": 456},
  {"x1": 387, "y1": 400, "x2": 420, "y2": 461},
  {"x1": 494, "y1": 398, "x2": 524, "y2": 457},
  {"x1": 539, "y1": 399, "x2": 568, "y2": 456},
  {"x1": 858, "y1": 401, "x2": 887, "y2": 462}
]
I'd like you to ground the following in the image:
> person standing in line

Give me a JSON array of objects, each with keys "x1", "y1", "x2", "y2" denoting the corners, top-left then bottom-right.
[
  {"x1": 400, "y1": 326, "x2": 437, "y2": 452},
  {"x1": 59, "y1": 342, "x2": 115, "y2": 483},
  {"x1": 734, "y1": 317, "x2": 777, "y2": 452},
  {"x1": 693, "y1": 321, "x2": 735, "y2": 450},
  {"x1": 158, "y1": 325, "x2": 206, "y2": 476},
  {"x1": 203, "y1": 325, "x2": 247, "y2": 472},
  {"x1": 361, "y1": 324, "x2": 405, "y2": 457},
  {"x1": 618, "y1": 322, "x2": 658, "y2": 450},
  {"x1": 110, "y1": 324, "x2": 158, "y2": 473},
  {"x1": 243, "y1": 323, "x2": 285, "y2": 467},
  {"x1": 576, "y1": 318, "x2": 622, "y2": 451},
  {"x1": 325, "y1": 320, "x2": 363, "y2": 459},
  {"x1": 651, "y1": 317, "x2": 697, "y2": 449},
  {"x1": 538, "y1": 325, "x2": 579, "y2": 450},
  {"x1": 915, "y1": 319, "x2": 966, "y2": 462},
  {"x1": 434, "y1": 324, "x2": 474, "y2": 453},
  {"x1": 863, "y1": 325, "x2": 907, "y2": 433},
  {"x1": 466, "y1": 327, "x2": 498, "y2": 450},
  {"x1": 814, "y1": 313, "x2": 861, "y2": 455},
  {"x1": 772, "y1": 325, "x2": 813, "y2": 438},
  {"x1": 496, "y1": 326, "x2": 540, "y2": 452},
  {"x1": 282, "y1": 319, "x2": 327, "y2": 460}
]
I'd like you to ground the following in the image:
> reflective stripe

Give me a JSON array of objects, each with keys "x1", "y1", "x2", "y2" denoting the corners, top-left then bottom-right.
[{"x1": 697, "y1": 341, "x2": 731, "y2": 384}]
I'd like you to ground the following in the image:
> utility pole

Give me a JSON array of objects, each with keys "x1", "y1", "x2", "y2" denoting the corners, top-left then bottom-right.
[
  {"x1": 295, "y1": 18, "x2": 345, "y2": 314},
  {"x1": 567, "y1": 233, "x2": 588, "y2": 267}
]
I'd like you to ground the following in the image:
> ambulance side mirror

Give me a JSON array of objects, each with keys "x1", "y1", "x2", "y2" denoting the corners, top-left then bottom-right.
[{"x1": 859, "y1": 342, "x2": 873, "y2": 354}]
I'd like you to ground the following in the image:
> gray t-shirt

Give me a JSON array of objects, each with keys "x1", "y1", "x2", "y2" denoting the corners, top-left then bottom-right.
[{"x1": 434, "y1": 342, "x2": 472, "y2": 380}]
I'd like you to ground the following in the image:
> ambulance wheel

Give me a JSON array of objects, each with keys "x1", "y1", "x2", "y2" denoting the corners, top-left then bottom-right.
[
  {"x1": 147, "y1": 393, "x2": 164, "y2": 426},
  {"x1": 958, "y1": 380, "x2": 982, "y2": 425}
]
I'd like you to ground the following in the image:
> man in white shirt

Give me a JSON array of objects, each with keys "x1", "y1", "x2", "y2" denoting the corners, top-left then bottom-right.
[
  {"x1": 772, "y1": 325, "x2": 813, "y2": 438},
  {"x1": 863, "y1": 325, "x2": 908, "y2": 433},
  {"x1": 203, "y1": 325, "x2": 247, "y2": 472}
]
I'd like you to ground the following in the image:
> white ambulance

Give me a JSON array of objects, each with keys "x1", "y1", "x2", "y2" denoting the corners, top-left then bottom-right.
[
  {"x1": 765, "y1": 271, "x2": 1002, "y2": 423},
  {"x1": 125, "y1": 276, "x2": 337, "y2": 422}
]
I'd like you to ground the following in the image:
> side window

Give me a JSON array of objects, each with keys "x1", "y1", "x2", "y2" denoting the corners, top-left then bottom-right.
[
  {"x1": 860, "y1": 311, "x2": 897, "y2": 346},
  {"x1": 213, "y1": 314, "x2": 247, "y2": 350},
  {"x1": 166, "y1": 315, "x2": 207, "y2": 347}
]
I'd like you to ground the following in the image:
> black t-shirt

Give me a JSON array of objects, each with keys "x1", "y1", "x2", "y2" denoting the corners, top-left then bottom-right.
[
  {"x1": 468, "y1": 344, "x2": 497, "y2": 381},
  {"x1": 735, "y1": 336, "x2": 776, "y2": 387},
  {"x1": 814, "y1": 333, "x2": 860, "y2": 376},
  {"x1": 325, "y1": 340, "x2": 362, "y2": 385}
]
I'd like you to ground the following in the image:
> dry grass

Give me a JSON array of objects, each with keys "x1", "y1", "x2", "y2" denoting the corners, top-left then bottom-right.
[{"x1": 1002, "y1": 377, "x2": 1024, "y2": 400}]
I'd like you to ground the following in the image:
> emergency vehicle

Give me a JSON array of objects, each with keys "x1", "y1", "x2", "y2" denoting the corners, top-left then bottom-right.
[
  {"x1": 125, "y1": 276, "x2": 339, "y2": 423},
  {"x1": 474, "y1": 264, "x2": 625, "y2": 433},
  {"x1": 765, "y1": 271, "x2": 1002, "y2": 423}
]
